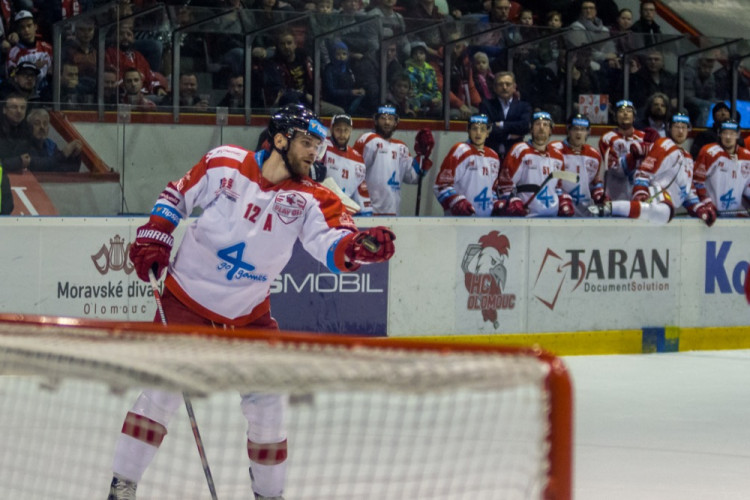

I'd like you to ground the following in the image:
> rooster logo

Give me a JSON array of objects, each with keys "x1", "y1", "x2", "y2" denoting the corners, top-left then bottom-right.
[{"x1": 462, "y1": 231, "x2": 515, "y2": 329}]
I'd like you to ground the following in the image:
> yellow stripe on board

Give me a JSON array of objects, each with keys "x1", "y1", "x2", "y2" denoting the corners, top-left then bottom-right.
[{"x1": 402, "y1": 326, "x2": 750, "y2": 356}]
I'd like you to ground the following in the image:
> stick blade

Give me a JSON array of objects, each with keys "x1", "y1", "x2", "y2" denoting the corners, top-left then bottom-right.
[{"x1": 551, "y1": 170, "x2": 579, "y2": 183}]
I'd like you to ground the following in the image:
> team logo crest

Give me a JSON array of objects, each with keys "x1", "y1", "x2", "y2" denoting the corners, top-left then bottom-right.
[
  {"x1": 461, "y1": 231, "x2": 516, "y2": 329},
  {"x1": 273, "y1": 191, "x2": 307, "y2": 224},
  {"x1": 91, "y1": 235, "x2": 134, "y2": 275}
]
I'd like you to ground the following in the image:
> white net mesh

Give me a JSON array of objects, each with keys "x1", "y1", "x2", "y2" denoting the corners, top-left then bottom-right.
[{"x1": 0, "y1": 316, "x2": 571, "y2": 500}]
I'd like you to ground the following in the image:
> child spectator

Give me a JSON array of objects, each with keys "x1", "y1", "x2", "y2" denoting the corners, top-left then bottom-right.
[
  {"x1": 385, "y1": 71, "x2": 417, "y2": 118},
  {"x1": 323, "y1": 41, "x2": 366, "y2": 115},
  {"x1": 26, "y1": 108, "x2": 82, "y2": 173},
  {"x1": 472, "y1": 51, "x2": 494, "y2": 102},
  {"x1": 405, "y1": 41, "x2": 441, "y2": 117}
]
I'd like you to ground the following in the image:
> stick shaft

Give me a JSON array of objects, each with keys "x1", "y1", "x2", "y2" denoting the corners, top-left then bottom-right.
[
  {"x1": 148, "y1": 269, "x2": 219, "y2": 500},
  {"x1": 415, "y1": 155, "x2": 424, "y2": 216}
]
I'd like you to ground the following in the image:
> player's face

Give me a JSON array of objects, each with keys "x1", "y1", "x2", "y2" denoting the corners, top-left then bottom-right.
[
  {"x1": 719, "y1": 129, "x2": 739, "y2": 151},
  {"x1": 669, "y1": 122, "x2": 689, "y2": 145},
  {"x1": 616, "y1": 107, "x2": 634, "y2": 128},
  {"x1": 375, "y1": 114, "x2": 397, "y2": 139},
  {"x1": 288, "y1": 133, "x2": 324, "y2": 176},
  {"x1": 468, "y1": 123, "x2": 489, "y2": 147},
  {"x1": 567, "y1": 125, "x2": 588, "y2": 147},
  {"x1": 331, "y1": 122, "x2": 352, "y2": 148},
  {"x1": 531, "y1": 120, "x2": 551, "y2": 145}
]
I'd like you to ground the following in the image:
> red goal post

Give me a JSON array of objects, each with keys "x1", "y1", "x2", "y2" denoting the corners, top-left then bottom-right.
[{"x1": 0, "y1": 314, "x2": 572, "y2": 500}]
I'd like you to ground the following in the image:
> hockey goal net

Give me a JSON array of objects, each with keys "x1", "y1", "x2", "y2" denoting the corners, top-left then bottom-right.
[{"x1": 0, "y1": 314, "x2": 572, "y2": 500}]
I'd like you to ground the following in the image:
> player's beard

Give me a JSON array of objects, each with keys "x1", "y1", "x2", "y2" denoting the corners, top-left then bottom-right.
[
  {"x1": 286, "y1": 147, "x2": 314, "y2": 178},
  {"x1": 375, "y1": 124, "x2": 394, "y2": 139}
]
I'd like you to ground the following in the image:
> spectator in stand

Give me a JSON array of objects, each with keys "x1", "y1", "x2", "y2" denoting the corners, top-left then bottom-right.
[
  {"x1": 26, "y1": 108, "x2": 82, "y2": 173},
  {"x1": 441, "y1": 33, "x2": 480, "y2": 120},
  {"x1": 165, "y1": 73, "x2": 209, "y2": 112},
  {"x1": 635, "y1": 92, "x2": 670, "y2": 137},
  {"x1": 630, "y1": 49, "x2": 677, "y2": 110},
  {"x1": 478, "y1": 71, "x2": 532, "y2": 158},
  {"x1": 263, "y1": 29, "x2": 344, "y2": 115},
  {"x1": 630, "y1": 0, "x2": 661, "y2": 45},
  {"x1": 51, "y1": 62, "x2": 91, "y2": 105},
  {"x1": 120, "y1": 67, "x2": 157, "y2": 111},
  {"x1": 684, "y1": 55, "x2": 720, "y2": 126},
  {"x1": 0, "y1": 61, "x2": 41, "y2": 103},
  {"x1": 472, "y1": 51, "x2": 494, "y2": 102},
  {"x1": 0, "y1": 93, "x2": 33, "y2": 174},
  {"x1": 6, "y1": 10, "x2": 53, "y2": 97},
  {"x1": 404, "y1": 0, "x2": 445, "y2": 60},
  {"x1": 535, "y1": 10, "x2": 564, "y2": 72},
  {"x1": 384, "y1": 41, "x2": 403, "y2": 85},
  {"x1": 385, "y1": 71, "x2": 418, "y2": 118},
  {"x1": 609, "y1": 7, "x2": 633, "y2": 36},
  {"x1": 368, "y1": 0, "x2": 406, "y2": 45},
  {"x1": 690, "y1": 102, "x2": 745, "y2": 158},
  {"x1": 473, "y1": 0, "x2": 516, "y2": 70},
  {"x1": 62, "y1": 17, "x2": 97, "y2": 92},
  {"x1": 323, "y1": 41, "x2": 366, "y2": 115},
  {"x1": 217, "y1": 74, "x2": 245, "y2": 112},
  {"x1": 105, "y1": 21, "x2": 167, "y2": 98},
  {"x1": 566, "y1": 0, "x2": 615, "y2": 64},
  {"x1": 34, "y1": 0, "x2": 93, "y2": 42},
  {"x1": 102, "y1": 66, "x2": 120, "y2": 109},
  {"x1": 405, "y1": 41, "x2": 442, "y2": 118},
  {"x1": 518, "y1": 8, "x2": 534, "y2": 26}
]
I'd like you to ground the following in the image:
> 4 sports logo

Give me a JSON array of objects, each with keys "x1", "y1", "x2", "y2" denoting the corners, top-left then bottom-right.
[
  {"x1": 461, "y1": 231, "x2": 516, "y2": 329},
  {"x1": 216, "y1": 242, "x2": 268, "y2": 282}
]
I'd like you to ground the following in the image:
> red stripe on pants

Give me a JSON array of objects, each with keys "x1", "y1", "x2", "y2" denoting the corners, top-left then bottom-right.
[
  {"x1": 121, "y1": 411, "x2": 168, "y2": 446},
  {"x1": 247, "y1": 439, "x2": 288, "y2": 465}
]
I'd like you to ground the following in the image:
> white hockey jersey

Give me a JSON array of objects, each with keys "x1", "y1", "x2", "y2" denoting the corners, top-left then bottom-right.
[
  {"x1": 599, "y1": 128, "x2": 646, "y2": 201},
  {"x1": 353, "y1": 131, "x2": 421, "y2": 215},
  {"x1": 150, "y1": 145, "x2": 358, "y2": 326},
  {"x1": 549, "y1": 140, "x2": 602, "y2": 216},
  {"x1": 433, "y1": 142, "x2": 501, "y2": 216},
  {"x1": 634, "y1": 137, "x2": 699, "y2": 210},
  {"x1": 694, "y1": 143, "x2": 750, "y2": 212},
  {"x1": 502, "y1": 141, "x2": 565, "y2": 216},
  {"x1": 322, "y1": 141, "x2": 372, "y2": 216}
]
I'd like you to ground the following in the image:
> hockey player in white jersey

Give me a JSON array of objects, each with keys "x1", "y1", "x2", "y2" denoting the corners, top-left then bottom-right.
[
  {"x1": 433, "y1": 114, "x2": 503, "y2": 216},
  {"x1": 598, "y1": 100, "x2": 647, "y2": 201},
  {"x1": 353, "y1": 105, "x2": 434, "y2": 215},
  {"x1": 694, "y1": 120, "x2": 750, "y2": 217},
  {"x1": 589, "y1": 113, "x2": 704, "y2": 225},
  {"x1": 320, "y1": 114, "x2": 373, "y2": 215},
  {"x1": 499, "y1": 111, "x2": 574, "y2": 217},
  {"x1": 107, "y1": 104, "x2": 396, "y2": 500},
  {"x1": 550, "y1": 114, "x2": 606, "y2": 216}
]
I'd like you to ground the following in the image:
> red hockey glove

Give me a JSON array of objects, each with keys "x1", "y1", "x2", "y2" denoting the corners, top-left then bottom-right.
[
  {"x1": 557, "y1": 192, "x2": 574, "y2": 217},
  {"x1": 129, "y1": 221, "x2": 174, "y2": 282},
  {"x1": 492, "y1": 197, "x2": 526, "y2": 217},
  {"x1": 642, "y1": 127, "x2": 660, "y2": 145},
  {"x1": 591, "y1": 185, "x2": 608, "y2": 205},
  {"x1": 345, "y1": 227, "x2": 396, "y2": 265},
  {"x1": 632, "y1": 184, "x2": 650, "y2": 202},
  {"x1": 450, "y1": 197, "x2": 476, "y2": 216},
  {"x1": 414, "y1": 128, "x2": 435, "y2": 158},
  {"x1": 688, "y1": 200, "x2": 717, "y2": 227},
  {"x1": 413, "y1": 155, "x2": 433, "y2": 174}
]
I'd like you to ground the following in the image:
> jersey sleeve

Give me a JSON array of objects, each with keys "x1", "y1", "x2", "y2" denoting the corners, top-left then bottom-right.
[
  {"x1": 433, "y1": 143, "x2": 465, "y2": 210},
  {"x1": 299, "y1": 186, "x2": 358, "y2": 273},
  {"x1": 353, "y1": 179, "x2": 373, "y2": 216}
]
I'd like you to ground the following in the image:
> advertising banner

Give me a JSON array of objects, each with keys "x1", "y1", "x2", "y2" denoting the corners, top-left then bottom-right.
[{"x1": 526, "y1": 223, "x2": 681, "y2": 332}]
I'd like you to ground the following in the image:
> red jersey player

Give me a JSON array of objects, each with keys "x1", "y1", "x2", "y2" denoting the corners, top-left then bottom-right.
[
  {"x1": 353, "y1": 105, "x2": 433, "y2": 215},
  {"x1": 107, "y1": 104, "x2": 396, "y2": 500},
  {"x1": 433, "y1": 114, "x2": 503, "y2": 216},
  {"x1": 550, "y1": 114, "x2": 606, "y2": 216},
  {"x1": 694, "y1": 120, "x2": 750, "y2": 218},
  {"x1": 599, "y1": 100, "x2": 646, "y2": 201},
  {"x1": 499, "y1": 111, "x2": 574, "y2": 217},
  {"x1": 321, "y1": 114, "x2": 373, "y2": 216}
]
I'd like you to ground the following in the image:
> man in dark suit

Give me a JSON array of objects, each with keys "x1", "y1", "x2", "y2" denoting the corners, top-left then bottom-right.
[{"x1": 478, "y1": 71, "x2": 532, "y2": 158}]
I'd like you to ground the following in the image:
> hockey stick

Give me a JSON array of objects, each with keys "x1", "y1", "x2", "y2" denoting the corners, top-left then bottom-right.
[
  {"x1": 523, "y1": 170, "x2": 579, "y2": 208},
  {"x1": 415, "y1": 155, "x2": 424, "y2": 216},
  {"x1": 148, "y1": 268, "x2": 219, "y2": 500},
  {"x1": 645, "y1": 156, "x2": 683, "y2": 203}
]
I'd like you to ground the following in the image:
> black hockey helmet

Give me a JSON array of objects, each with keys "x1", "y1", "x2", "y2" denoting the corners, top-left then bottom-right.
[
  {"x1": 567, "y1": 113, "x2": 590, "y2": 129},
  {"x1": 268, "y1": 103, "x2": 328, "y2": 143},
  {"x1": 331, "y1": 113, "x2": 353, "y2": 128}
]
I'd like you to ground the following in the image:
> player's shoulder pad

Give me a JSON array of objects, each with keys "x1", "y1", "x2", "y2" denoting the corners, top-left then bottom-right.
[
  {"x1": 633, "y1": 129, "x2": 646, "y2": 140},
  {"x1": 548, "y1": 140, "x2": 563, "y2": 151},
  {"x1": 600, "y1": 130, "x2": 618, "y2": 143},
  {"x1": 736, "y1": 145, "x2": 750, "y2": 160},
  {"x1": 651, "y1": 137, "x2": 676, "y2": 153},
  {"x1": 451, "y1": 142, "x2": 472, "y2": 159},
  {"x1": 704, "y1": 143, "x2": 724, "y2": 157},
  {"x1": 204, "y1": 144, "x2": 250, "y2": 164},
  {"x1": 508, "y1": 141, "x2": 530, "y2": 159},
  {"x1": 581, "y1": 143, "x2": 602, "y2": 158}
]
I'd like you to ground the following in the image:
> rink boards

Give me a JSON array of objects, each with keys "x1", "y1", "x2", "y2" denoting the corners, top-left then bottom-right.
[{"x1": 0, "y1": 216, "x2": 748, "y2": 353}]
